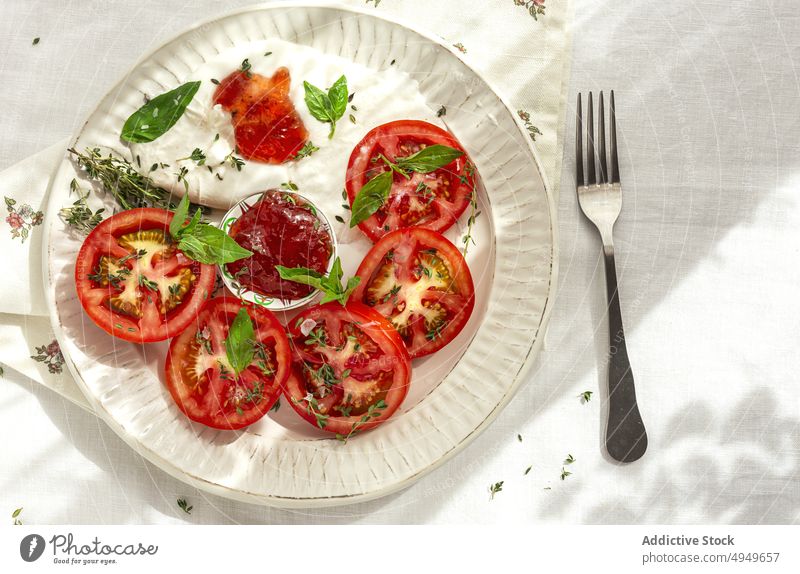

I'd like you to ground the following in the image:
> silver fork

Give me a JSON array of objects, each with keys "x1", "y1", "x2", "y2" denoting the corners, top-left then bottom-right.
[{"x1": 576, "y1": 91, "x2": 647, "y2": 463}]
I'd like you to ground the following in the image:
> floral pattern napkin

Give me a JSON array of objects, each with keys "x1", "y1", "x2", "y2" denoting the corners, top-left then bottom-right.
[{"x1": 0, "y1": 0, "x2": 571, "y2": 413}]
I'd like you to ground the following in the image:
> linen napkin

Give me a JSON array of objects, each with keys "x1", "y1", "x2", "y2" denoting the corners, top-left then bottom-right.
[{"x1": 0, "y1": 0, "x2": 571, "y2": 412}]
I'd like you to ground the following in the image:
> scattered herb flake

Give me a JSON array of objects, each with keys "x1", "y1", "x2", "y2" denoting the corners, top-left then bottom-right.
[
  {"x1": 294, "y1": 141, "x2": 319, "y2": 159},
  {"x1": 241, "y1": 58, "x2": 252, "y2": 77},
  {"x1": 488, "y1": 481, "x2": 504, "y2": 500},
  {"x1": 579, "y1": 390, "x2": 593, "y2": 403},
  {"x1": 177, "y1": 498, "x2": 193, "y2": 514},
  {"x1": 32, "y1": 37, "x2": 40, "y2": 46}
]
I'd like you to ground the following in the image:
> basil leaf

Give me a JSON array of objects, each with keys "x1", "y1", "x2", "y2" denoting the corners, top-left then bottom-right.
[
  {"x1": 277, "y1": 257, "x2": 359, "y2": 306},
  {"x1": 328, "y1": 256, "x2": 344, "y2": 287},
  {"x1": 275, "y1": 266, "x2": 326, "y2": 291},
  {"x1": 395, "y1": 144, "x2": 464, "y2": 174},
  {"x1": 303, "y1": 81, "x2": 333, "y2": 123},
  {"x1": 177, "y1": 224, "x2": 252, "y2": 265},
  {"x1": 225, "y1": 307, "x2": 255, "y2": 375},
  {"x1": 169, "y1": 194, "x2": 190, "y2": 238},
  {"x1": 349, "y1": 171, "x2": 393, "y2": 227},
  {"x1": 121, "y1": 81, "x2": 201, "y2": 143},
  {"x1": 343, "y1": 276, "x2": 361, "y2": 303},
  {"x1": 304, "y1": 76, "x2": 348, "y2": 139},
  {"x1": 328, "y1": 75, "x2": 348, "y2": 120},
  {"x1": 182, "y1": 208, "x2": 202, "y2": 237}
]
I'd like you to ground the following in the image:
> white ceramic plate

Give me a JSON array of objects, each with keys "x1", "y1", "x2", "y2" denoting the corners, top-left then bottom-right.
[{"x1": 43, "y1": 1, "x2": 557, "y2": 508}]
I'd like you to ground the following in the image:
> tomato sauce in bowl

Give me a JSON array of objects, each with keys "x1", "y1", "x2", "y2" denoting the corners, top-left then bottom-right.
[{"x1": 222, "y1": 190, "x2": 334, "y2": 307}]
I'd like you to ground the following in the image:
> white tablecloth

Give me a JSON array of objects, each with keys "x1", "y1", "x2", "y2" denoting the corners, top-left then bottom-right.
[{"x1": 2, "y1": 0, "x2": 799, "y2": 524}]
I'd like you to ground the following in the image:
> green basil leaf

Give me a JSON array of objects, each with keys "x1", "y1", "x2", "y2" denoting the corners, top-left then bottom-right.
[
  {"x1": 327, "y1": 75, "x2": 348, "y2": 121},
  {"x1": 169, "y1": 194, "x2": 190, "y2": 238},
  {"x1": 328, "y1": 256, "x2": 344, "y2": 287},
  {"x1": 275, "y1": 266, "x2": 326, "y2": 291},
  {"x1": 177, "y1": 224, "x2": 252, "y2": 265},
  {"x1": 121, "y1": 81, "x2": 201, "y2": 143},
  {"x1": 277, "y1": 257, "x2": 359, "y2": 306},
  {"x1": 183, "y1": 208, "x2": 202, "y2": 237},
  {"x1": 225, "y1": 307, "x2": 255, "y2": 375},
  {"x1": 395, "y1": 144, "x2": 464, "y2": 174},
  {"x1": 303, "y1": 81, "x2": 333, "y2": 124},
  {"x1": 342, "y1": 276, "x2": 362, "y2": 303},
  {"x1": 349, "y1": 171, "x2": 393, "y2": 227},
  {"x1": 318, "y1": 289, "x2": 342, "y2": 305}
]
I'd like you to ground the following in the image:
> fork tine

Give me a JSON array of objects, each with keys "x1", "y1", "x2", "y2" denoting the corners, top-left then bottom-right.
[
  {"x1": 598, "y1": 91, "x2": 608, "y2": 184},
  {"x1": 586, "y1": 92, "x2": 596, "y2": 185},
  {"x1": 610, "y1": 90, "x2": 620, "y2": 184},
  {"x1": 576, "y1": 93, "x2": 584, "y2": 186}
]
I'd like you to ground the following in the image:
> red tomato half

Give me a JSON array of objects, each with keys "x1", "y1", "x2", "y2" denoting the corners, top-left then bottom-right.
[
  {"x1": 283, "y1": 302, "x2": 411, "y2": 436},
  {"x1": 345, "y1": 120, "x2": 474, "y2": 242},
  {"x1": 165, "y1": 296, "x2": 291, "y2": 430},
  {"x1": 74, "y1": 208, "x2": 215, "y2": 343},
  {"x1": 352, "y1": 228, "x2": 475, "y2": 358}
]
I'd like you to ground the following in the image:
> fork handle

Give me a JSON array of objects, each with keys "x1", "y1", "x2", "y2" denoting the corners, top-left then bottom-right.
[{"x1": 602, "y1": 246, "x2": 648, "y2": 462}]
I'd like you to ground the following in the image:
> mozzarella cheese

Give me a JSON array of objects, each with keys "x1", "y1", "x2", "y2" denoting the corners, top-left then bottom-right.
[{"x1": 129, "y1": 38, "x2": 443, "y2": 233}]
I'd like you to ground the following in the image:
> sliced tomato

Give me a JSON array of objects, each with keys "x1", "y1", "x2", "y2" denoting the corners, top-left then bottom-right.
[
  {"x1": 74, "y1": 208, "x2": 215, "y2": 343},
  {"x1": 345, "y1": 120, "x2": 474, "y2": 242},
  {"x1": 213, "y1": 67, "x2": 309, "y2": 164},
  {"x1": 352, "y1": 227, "x2": 475, "y2": 358},
  {"x1": 283, "y1": 302, "x2": 411, "y2": 436},
  {"x1": 165, "y1": 296, "x2": 291, "y2": 430}
]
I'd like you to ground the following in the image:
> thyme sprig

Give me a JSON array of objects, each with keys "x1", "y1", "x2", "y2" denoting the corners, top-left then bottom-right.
[
  {"x1": 60, "y1": 179, "x2": 105, "y2": 233},
  {"x1": 69, "y1": 147, "x2": 180, "y2": 211},
  {"x1": 460, "y1": 161, "x2": 480, "y2": 256},
  {"x1": 335, "y1": 399, "x2": 387, "y2": 443}
]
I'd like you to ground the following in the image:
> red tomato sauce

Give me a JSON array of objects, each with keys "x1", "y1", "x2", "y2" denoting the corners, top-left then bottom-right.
[
  {"x1": 226, "y1": 191, "x2": 333, "y2": 300},
  {"x1": 213, "y1": 67, "x2": 308, "y2": 163}
]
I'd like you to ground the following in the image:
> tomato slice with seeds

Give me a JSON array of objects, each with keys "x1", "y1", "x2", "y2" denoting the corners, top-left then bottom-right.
[
  {"x1": 345, "y1": 120, "x2": 474, "y2": 242},
  {"x1": 283, "y1": 302, "x2": 411, "y2": 436},
  {"x1": 352, "y1": 227, "x2": 475, "y2": 358},
  {"x1": 165, "y1": 296, "x2": 291, "y2": 430},
  {"x1": 74, "y1": 208, "x2": 215, "y2": 343},
  {"x1": 213, "y1": 67, "x2": 309, "y2": 164}
]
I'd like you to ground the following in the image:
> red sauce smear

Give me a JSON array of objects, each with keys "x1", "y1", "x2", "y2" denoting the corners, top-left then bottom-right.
[
  {"x1": 213, "y1": 67, "x2": 308, "y2": 164},
  {"x1": 227, "y1": 191, "x2": 333, "y2": 300}
]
